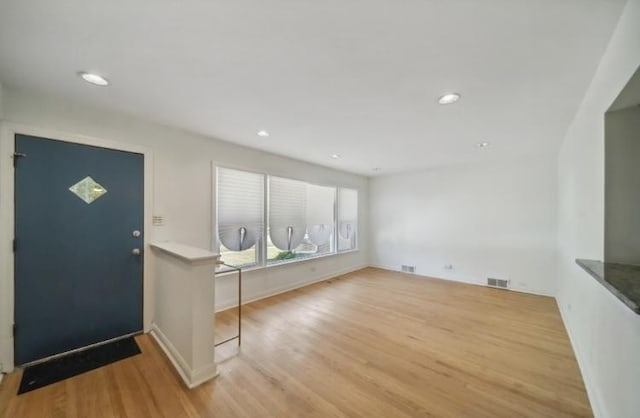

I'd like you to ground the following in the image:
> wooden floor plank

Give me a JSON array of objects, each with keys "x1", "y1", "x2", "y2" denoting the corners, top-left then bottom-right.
[{"x1": 0, "y1": 267, "x2": 591, "y2": 417}]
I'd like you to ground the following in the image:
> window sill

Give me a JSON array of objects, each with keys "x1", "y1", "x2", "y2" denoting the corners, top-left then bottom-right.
[{"x1": 215, "y1": 248, "x2": 360, "y2": 278}]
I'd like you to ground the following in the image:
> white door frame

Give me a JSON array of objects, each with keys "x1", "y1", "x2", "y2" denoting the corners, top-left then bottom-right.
[{"x1": 0, "y1": 122, "x2": 154, "y2": 372}]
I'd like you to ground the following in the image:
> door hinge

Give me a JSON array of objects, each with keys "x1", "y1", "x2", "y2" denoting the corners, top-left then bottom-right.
[
  {"x1": 12, "y1": 324, "x2": 16, "y2": 337},
  {"x1": 12, "y1": 239, "x2": 16, "y2": 252},
  {"x1": 13, "y1": 152, "x2": 26, "y2": 167}
]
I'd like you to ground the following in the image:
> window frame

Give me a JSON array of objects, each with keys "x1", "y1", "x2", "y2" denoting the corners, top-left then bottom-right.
[
  {"x1": 265, "y1": 177, "x2": 337, "y2": 267},
  {"x1": 337, "y1": 187, "x2": 359, "y2": 253},
  {"x1": 213, "y1": 163, "x2": 358, "y2": 274},
  {"x1": 214, "y1": 164, "x2": 267, "y2": 271}
]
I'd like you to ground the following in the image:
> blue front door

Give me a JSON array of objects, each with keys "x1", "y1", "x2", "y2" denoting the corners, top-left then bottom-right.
[{"x1": 14, "y1": 134, "x2": 144, "y2": 365}]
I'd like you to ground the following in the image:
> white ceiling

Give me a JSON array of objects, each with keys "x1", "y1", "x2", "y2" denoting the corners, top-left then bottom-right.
[{"x1": 0, "y1": 0, "x2": 627, "y2": 175}]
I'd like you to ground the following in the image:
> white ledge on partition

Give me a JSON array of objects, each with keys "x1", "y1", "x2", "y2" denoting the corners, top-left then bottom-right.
[{"x1": 150, "y1": 241, "x2": 220, "y2": 264}]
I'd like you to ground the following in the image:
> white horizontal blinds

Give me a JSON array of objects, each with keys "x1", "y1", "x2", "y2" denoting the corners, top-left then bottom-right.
[
  {"x1": 306, "y1": 184, "x2": 335, "y2": 246},
  {"x1": 217, "y1": 167, "x2": 264, "y2": 251},
  {"x1": 338, "y1": 188, "x2": 358, "y2": 251},
  {"x1": 269, "y1": 176, "x2": 307, "y2": 251}
]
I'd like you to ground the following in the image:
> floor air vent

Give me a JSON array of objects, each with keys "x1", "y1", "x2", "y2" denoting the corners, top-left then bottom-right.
[
  {"x1": 487, "y1": 278, "x2": 509, "y2": 289},
  {"x1": 401, "y1": 265, "x2": 416, "y2": 273}
]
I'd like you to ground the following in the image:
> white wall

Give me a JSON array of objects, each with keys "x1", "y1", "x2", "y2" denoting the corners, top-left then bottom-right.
[
  {"x1": 370, "y1": 154, "x2": 557, "y2": 296},
  {"x1": 556, "y1": 0, "x2": 640, "y2": 416},
  {"x1": 0, "y1": 85, "x2": 369, "y2": 347},
  {"x1": 0, "y1": 83, "x2": 5, "y2": 374}
]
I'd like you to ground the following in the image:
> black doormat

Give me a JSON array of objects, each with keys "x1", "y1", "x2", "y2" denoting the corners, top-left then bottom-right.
[{"x1": 18, "y1": 336, "x2": 141, "y2": 394}]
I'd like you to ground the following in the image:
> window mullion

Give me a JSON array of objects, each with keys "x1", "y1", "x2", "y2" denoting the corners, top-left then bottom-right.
[
  {"x1": 261, "y1": 174, "x2": 268, "y2": 267},
  {"x1": 333, "y1": 187, "x2": 340, "y2": 254}
]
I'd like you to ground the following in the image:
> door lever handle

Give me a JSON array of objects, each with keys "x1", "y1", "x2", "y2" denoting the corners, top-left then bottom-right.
[{"x1": 132, "y1": 248, "x2": 141, "y2": 256}]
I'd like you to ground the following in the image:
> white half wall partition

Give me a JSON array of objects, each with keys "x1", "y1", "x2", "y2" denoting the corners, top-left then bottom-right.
[{"x1": 150, "y1": 241, "x2": 219, "y2": 388}]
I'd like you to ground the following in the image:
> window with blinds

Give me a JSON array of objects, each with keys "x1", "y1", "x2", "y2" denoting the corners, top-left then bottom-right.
[
  {"x1": 338, "y1": 188, "x2": 358, "y2": 251},
  {"x1": 267, "y1": 177, "x2": 335, "y2": 265},
  {"x1": 216, "y1": 167, "x2": 265, "y2": 268},
  {"x1": 215, "y1": 166, "x2": 355, "y2": 270}
]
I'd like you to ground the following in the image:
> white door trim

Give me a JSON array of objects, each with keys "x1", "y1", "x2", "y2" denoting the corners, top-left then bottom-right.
[{"x1": 0, "y1": 122, "x2": 154, "y2": 372}]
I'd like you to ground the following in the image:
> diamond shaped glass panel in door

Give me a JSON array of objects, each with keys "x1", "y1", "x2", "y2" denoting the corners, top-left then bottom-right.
[{"x1": 69, "y1": 176, "x2": 107, "y2": 204}]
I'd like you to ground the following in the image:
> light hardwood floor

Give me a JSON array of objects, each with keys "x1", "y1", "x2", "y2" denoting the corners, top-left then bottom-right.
[{"x1": 0, "y1": 268, "x2": 591, "y2": 417}]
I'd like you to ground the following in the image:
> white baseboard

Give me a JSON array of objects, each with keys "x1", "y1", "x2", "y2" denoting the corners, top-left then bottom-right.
[
  {"x1": 216, "y1": 264, "x2": 554, "y2": 313},
  {"x1": 556, "y1": 297, "x2": 605, "y2": 418},
  {"x1": 190, "y1": 363, "x2": 219, "y2": 388},
  {"x1": 369, "y1": 264, "x2": 555, "y2": 298},
  {"x1": 370, "y1": 263, "x2": 486, "y2": 285},
  {"x1": 215, "y1": 264, "x2": 368, "y2": 312},
  {"x1": 150, "y1": 324, "x2": 217, "y2": 389}
]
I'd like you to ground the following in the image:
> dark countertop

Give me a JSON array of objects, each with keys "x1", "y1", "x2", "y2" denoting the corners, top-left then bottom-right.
[{"x1": 576, "y1": 259, "x2": 640, "y2": 314}]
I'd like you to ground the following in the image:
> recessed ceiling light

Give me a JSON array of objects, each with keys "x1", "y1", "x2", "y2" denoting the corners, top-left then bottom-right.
[
  {"x1": 372, "y1": 167, "x2": 381, "y2": 172},
  {"x1": 78, "y1": 72, "x2": 109, "y2": 86},
  {"x1": 257, "y1": 130, "x2": 270, "y2": 137},
  {"x1": 477, "y1": 142, "x2": 490, "y2": 148},
  {"x1": 331, "y1": 154, "x2": 341, "y2": 159},
  {"x1": 438, "y1": 93, "x2": 460, "y2": 105}
]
